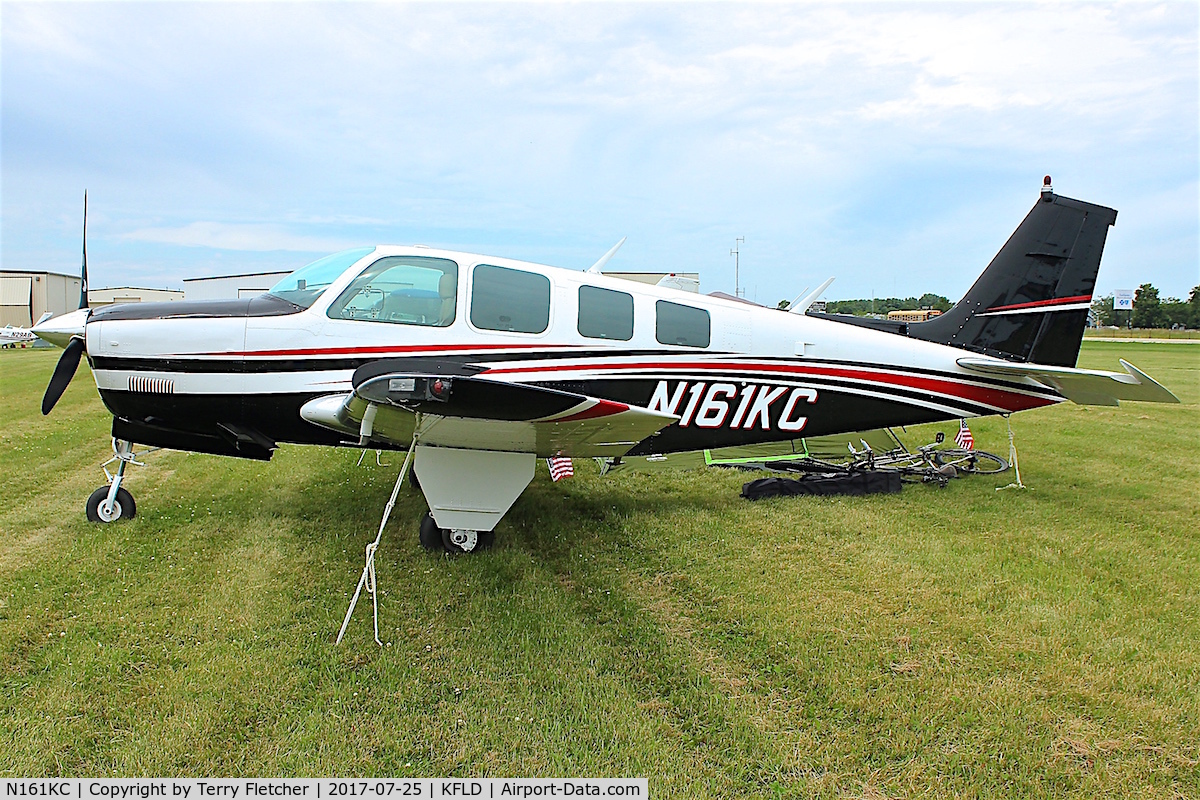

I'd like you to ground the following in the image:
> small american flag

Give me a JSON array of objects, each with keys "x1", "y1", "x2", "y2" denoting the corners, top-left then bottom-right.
[
  {"x1": 548, "y1": 457, "x2": 574, "y2": 481},
  {"x1": 955, "y1": 419, "x2": 975, "y2": 450}
]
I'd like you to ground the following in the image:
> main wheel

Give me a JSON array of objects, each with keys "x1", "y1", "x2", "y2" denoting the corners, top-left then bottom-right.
[
  {"x1": 441, "y1": 528, "x2": 495, "y2": 555},
  {"x1": 419, "y1": 512, "x2": 444, "y2": 551},
  {"x1": 86, "y1": 486, "x2": 136, "y2": 523}
]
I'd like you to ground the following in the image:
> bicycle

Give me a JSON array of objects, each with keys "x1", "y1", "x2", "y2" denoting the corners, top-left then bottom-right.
[
  {"x1": 856, "y1": 433, "x2": 1007, "y2": 475},
  {"x1": 757, "y1": 430, "x2": 1008, "y2": 487}
]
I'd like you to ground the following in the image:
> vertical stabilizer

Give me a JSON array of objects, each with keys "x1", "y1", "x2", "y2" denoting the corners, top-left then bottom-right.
[{"x1": 909, "y1": 180, "x2": 1116, "y2": 367}]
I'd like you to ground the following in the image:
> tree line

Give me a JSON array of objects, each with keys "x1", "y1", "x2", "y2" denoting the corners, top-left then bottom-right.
[
  {"x1": 1091, "y1": 284, "x2": 1200, "y2": 329},
  {"x1": 786, "y1": 284, "x2": 1199, "y2": 329},
  {"x1": 785, "y1": 293, "x2": 953, "y2": 315}
]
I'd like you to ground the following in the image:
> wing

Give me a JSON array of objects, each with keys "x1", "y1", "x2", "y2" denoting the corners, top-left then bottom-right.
[
  {"x1": 956, "y1": 357, "x2": 1179, "y2": 407},
  {"x1": 300, "y1": 358, "x2": 678, "y2": 457}
]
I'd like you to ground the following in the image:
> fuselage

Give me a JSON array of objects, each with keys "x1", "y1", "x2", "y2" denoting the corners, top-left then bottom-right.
[
  {"x1": 1, "y1": 326, "x2": 39, "y2": 346},
  {"x1": 81, "y1": 245, "x2": 1062, "y2": 457}
]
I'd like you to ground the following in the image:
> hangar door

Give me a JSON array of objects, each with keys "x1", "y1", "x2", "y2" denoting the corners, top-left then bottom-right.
[{"x1": 0, "y1": 276, "x2": 33, "y2": 327}]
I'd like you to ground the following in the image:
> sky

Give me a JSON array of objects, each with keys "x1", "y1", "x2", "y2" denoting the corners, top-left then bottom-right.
[{"x1": 2, "y1": 2, "x2": 1197, "y2": 305}]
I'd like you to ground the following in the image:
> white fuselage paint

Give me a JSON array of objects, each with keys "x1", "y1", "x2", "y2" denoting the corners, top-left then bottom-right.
[
  {"x1": 0, "y1": 326, "x2": 39, "y2": 345},
  {"x1": 86, "y1": 245, "x2": 1061, "y2": 423}
]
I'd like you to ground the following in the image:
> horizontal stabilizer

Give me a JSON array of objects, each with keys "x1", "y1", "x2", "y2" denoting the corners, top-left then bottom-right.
[
  {"x1": 656, "y1": 274, "x2": 700, "y2": 292},
  {"x1": 956, "y1": 357, "x2": 1179, "y2": 406}
]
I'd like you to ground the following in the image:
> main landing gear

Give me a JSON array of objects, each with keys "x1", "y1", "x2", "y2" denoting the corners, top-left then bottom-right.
[
  {"x1": 419, "y1": 512, "x2": 494, "y2": 554},
  {"x1": 86, "y1": 439, "x2": 144, "y2": 523},
  {"x1": 338, "y1": 440, "x2": 534, "y2": 645},
  {"x1": 411, "y1": 445, "x2": 533, "y2": 556}
]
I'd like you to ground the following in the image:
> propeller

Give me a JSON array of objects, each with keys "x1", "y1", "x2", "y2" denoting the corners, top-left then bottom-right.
[
  {"x1": 42, "y1": 337, "x2": 86, "y2": 414},
  {"x1": 41, "y1": 192, "x2": 90, "y2": 415}
]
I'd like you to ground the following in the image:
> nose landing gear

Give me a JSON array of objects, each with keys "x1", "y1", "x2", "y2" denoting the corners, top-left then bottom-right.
[{"x1": 85, "y1": 439, "x2": 150, "y2": 523}]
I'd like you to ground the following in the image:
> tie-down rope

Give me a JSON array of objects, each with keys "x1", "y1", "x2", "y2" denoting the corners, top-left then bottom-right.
[
  {"x1": 996, "y1": 414, "x2": 1027, "y2": 491},
  {"x1": 336, "y1": 433, "x2": 418, "y2": 645}
]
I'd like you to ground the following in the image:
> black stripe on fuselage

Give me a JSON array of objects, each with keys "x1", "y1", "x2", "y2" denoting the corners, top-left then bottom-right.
[
  {"x1": 89, "y1": 349, "x2": 1061, "y2": 401},
  {"x1": 99, "y1": 389, "x2": 352, "y2": 449},
  {"x1": 88, "y1": 348, "x2": 679, "y2": 374},
  {"x1": 99, "y1": 383, "x2": 963, "y2": 456},
  {"x1": 536, "y1": 375, "x2": 1000, "y2": 419},
  {"x1": 99, "y1": 362, "x2": 1021, "y2": 460}
]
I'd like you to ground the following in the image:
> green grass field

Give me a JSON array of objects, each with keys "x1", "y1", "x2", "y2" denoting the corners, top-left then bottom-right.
[
  {"x1": 1083, "y1": 328, "x2": 1200, "y2": 340},
  {"x1": 2, "y1": 343, "x2": 1197, "y2": 797}
]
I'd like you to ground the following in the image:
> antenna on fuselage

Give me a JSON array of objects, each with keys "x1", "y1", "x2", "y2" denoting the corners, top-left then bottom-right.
[
  {"x1": 786, "y1": 286, "x2": 810, "y2": 310},
  {"x1": 789, "y1": 276, "x2": 836, "y2": 314},
  {"x1": 586, "y1": 237, "x2": 627, "y2": 274}
]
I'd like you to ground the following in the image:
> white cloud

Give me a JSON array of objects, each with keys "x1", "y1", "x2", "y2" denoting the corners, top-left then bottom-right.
[{"x1": 2, "y1": 2, "x2": 1195, "y2": 297}]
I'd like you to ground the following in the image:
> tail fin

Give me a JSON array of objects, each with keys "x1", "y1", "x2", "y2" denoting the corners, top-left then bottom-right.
[{"x1": 909, "y1": 181, "x2": 1117, "y2": 367}]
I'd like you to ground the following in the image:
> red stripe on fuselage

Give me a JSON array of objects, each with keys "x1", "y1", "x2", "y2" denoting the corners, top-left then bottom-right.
[
  {"x1": 209, "y1": 343, "x2": 578, "y2": 358},
  {"x1": 484, "y1": 360, "x2": 1056, "y2": 413},
  {"x1": 985, "y1": 294, "x2": 1091, "y2": 313}
]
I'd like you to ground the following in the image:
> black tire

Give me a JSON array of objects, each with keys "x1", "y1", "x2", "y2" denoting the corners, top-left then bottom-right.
[
  {"x1": 86, "y1": 486, "x2": 136, "y2": 523},
  {"x1": 441, "y1": 528, "x2": 495, "y2": 555},
  {"x1": 419, "y1": 512, "x2": 443, "y2": 551},
  {"x1": 935, "y1": 449, "x2": 1008, "y2": 474}
]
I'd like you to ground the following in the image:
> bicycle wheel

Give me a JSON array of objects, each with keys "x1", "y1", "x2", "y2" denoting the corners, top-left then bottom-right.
[{"x1": 934, "y1": 449, "x2": 1008, "y2": 474}]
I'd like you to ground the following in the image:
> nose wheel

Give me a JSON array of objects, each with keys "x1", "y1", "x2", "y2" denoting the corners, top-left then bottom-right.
[
  {"x1": 86, "y1": 486, "x2": 136, "y2": 523},
  {"x1": 419, "y1": 512, "x2": 494, "y2": 554}
]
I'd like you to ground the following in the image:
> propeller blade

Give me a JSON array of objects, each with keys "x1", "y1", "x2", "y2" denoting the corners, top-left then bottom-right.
[
  {"x1": 42, "y1": 337, "x2": 85, "y2": 415},
  {"x1": 79, "y1": 191, "x2": 89, "y2": 310}
]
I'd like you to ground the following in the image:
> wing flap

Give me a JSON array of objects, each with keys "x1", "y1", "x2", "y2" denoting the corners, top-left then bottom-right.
[{"x1": 956, "y1": 357, "x2": 1179, "y2": 406}]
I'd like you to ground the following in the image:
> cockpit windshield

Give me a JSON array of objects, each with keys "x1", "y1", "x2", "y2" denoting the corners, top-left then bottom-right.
[{"x1": 267, "y1": 247, "x2": 375, "y2": 309}]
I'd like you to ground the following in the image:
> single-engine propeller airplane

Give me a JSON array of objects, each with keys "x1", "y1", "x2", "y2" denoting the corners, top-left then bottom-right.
[
  {"x1": 1, "y1": 312, "x2": 52, "y2": 347},
  {"x1": 35, "y1": 179, "x2": 1178, "y2": 554}
]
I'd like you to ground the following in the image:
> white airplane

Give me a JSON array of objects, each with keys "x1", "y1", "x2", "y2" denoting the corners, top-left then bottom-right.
[
  {"x1": 35, "y1": 179, "x2": 1178, "y2": 554},
  {"x1": 0, "y1": 312, "x2": 52, "y2": 347}
]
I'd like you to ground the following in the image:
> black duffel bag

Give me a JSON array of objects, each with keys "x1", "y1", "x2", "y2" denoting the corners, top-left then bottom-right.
[{"x1": 741, "y1": 470, "x2": 902, "y2": 500}]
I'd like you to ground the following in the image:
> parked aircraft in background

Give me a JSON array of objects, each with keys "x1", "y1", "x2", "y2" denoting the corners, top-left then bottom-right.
[
  {"x1": 1, "y1": 312, "x2": 52, "y2": 347},
  {"x1": 34, "y1": 179, "x2": 1178, "y2": 555}
]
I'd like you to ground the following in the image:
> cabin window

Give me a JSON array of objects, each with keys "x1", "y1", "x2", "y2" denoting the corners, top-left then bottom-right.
[
  {"x1": 577, "y1": 285, "x2": 634, "y2": 341},
  {"x1": 470, "y1": 265, "x2": 551, "y2": 334},
  {"x1": 269, "y1": 247, "x2": 375, "y2": 309},
  {"x1": 326, "y1": 256, "x2": 458, "y2": 326},
  {"x1": 656, "y1": 300, "x2": 710, "y2": 348}
]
